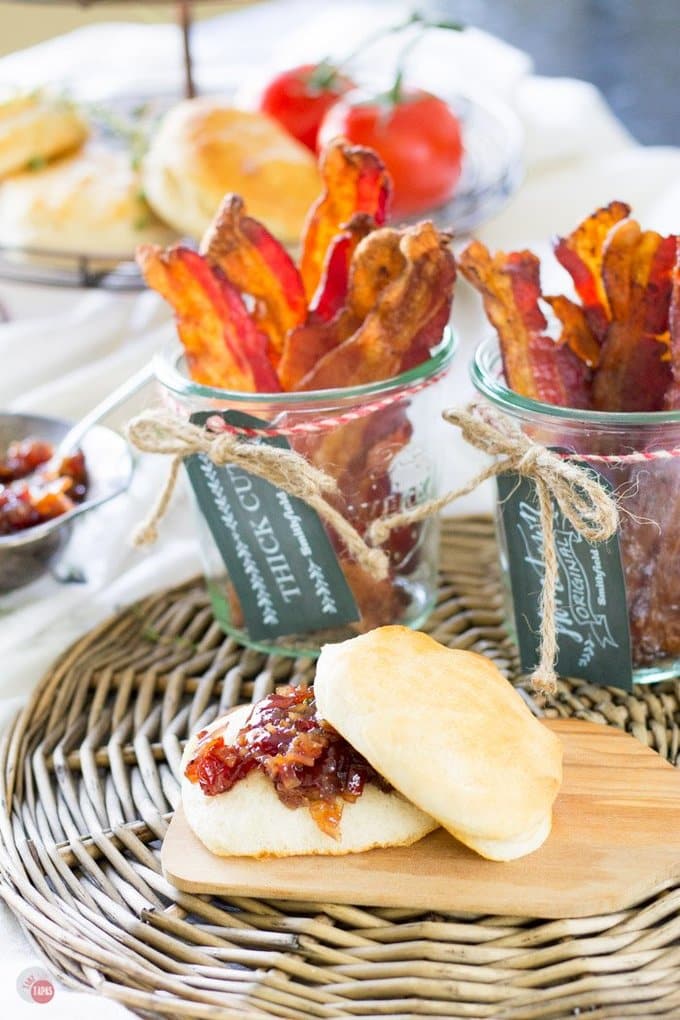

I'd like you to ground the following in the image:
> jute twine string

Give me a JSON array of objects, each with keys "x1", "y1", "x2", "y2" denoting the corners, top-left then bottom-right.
[
  {"x1": 126, "y1": 410, "x2": 389, "y2": 581},
  {"x1": 369, "y1": 402, "x2": 620, "y2": 694},
  {"x1": 127, "y1": 402, "x2": 619, "y2": 695}
]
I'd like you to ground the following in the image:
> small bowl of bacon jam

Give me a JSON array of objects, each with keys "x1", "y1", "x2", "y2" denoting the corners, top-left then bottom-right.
[{"x1": 0, "y1": 411, "x2": 133, "y2": 591}]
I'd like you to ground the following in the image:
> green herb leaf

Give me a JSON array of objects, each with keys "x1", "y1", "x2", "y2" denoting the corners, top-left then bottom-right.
[{"x1": 25, "y1": 155, "x2": 47, "y2": 172}]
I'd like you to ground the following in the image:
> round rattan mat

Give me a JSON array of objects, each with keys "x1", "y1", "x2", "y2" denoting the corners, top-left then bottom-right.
[{"x1": 2, "y1": 515, "x2": 680, "y2": 1020}]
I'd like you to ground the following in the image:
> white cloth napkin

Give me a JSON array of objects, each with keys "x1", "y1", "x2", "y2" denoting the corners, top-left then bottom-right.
[{"x1": 0, "y1": 3, "x2": 679, "y2": 1015}]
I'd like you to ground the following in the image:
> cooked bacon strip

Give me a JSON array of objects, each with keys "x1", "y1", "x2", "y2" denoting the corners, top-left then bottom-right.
[
  {"x1": 459, "y1": 241, "x2": 591, "y2": 408},
  {"x1": 137, "y1": 244, "x2": 280, "y2": 392},
  {"x1": 202, "y1": 195, "x2": 307, "y2": 358},
  {"x1": 300, "y1": 139, "x2": 391, "y2": 302},
  {"x1": 278, "y1": 226, "x2": 407, "y2": 390},
  {"x1": 592, "y1": 222, "x2": 675, "y2": 411},
  {"x1": 344, "y1": 227, "x2": 406, "y2": 321},
  {"x1": 554, "y1": 200, "x2": 631, "y2": 342},
  {"x1": 545, "y1": 294, "x2": 601, "y2": 368},
  {"x1": 309, "y1": 212, "x2": 375, "y2": 322},
  {"x1": 400, "y1": 299, "x2": 452, "y2": 372},
  {"x1": 665, "y1": 238, "x2": 680, "y2": 409},
  {"x1": 297, "y1": 222, "x2": 455, "y2": 391},
  {"x1": 293, "y1": 404, "x2": 415, "y2": 630}
]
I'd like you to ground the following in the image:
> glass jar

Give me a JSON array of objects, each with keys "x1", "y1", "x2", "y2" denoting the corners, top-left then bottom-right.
[
  {"x1": 155, "y1": 329, "x2": 456, "y2": 657},
  {"x1": 472, "y1": 337, "x2": 680, "y2": 685}
]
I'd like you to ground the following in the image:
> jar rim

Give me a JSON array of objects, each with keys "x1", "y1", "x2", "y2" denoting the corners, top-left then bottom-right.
[
  {"x1": 471, "y1": 336, "x2": 680, "y2": 427},
  {"x1": 155, "y1": 327, "x2": 456, "y2": 406}
]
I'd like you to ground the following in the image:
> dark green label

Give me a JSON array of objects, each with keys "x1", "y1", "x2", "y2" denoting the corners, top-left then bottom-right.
[
  {"x1": 184, "y1": 411, "x2": 359, "y2": 640},
  {"x1": 497, "y1": 469, "x2": 633, "y2": 691}
]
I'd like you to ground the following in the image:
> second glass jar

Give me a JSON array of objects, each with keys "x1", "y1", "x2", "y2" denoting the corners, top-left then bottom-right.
[{"x1": 472, "y1": 337, "x2": 680, "y2": 684}]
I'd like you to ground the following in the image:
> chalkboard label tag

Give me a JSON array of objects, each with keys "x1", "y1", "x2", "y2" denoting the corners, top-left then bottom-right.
[
  {"x1": 184, "y1": 411, "x2": 360, "y2": 640},
  {"x1": 497, "y1": 467, "x2": 633, "y2": 691}
]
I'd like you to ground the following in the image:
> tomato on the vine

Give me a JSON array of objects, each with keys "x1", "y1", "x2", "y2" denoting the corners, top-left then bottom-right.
[
  {"x1": 317, "y1": 88, "x2": 464, "y2": 218},
  {"x1": 257, "y1": 63, "x2": 355, "y2": 152}
]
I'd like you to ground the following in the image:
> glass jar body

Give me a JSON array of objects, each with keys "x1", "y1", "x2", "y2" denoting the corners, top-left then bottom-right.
[
  {"x1": 156, "y1": 333, "x2": 455, "y2": 657},
  {"x1": 473, "y1": 338, "x2": 680, "y2": 684}
]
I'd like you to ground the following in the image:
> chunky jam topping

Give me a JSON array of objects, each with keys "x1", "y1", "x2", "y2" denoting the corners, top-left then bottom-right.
[
  {"x1": 184, "y1": 686, "x2": 389, "y2": 838},
  {"x1": 0, "y1": 440, "x2": 88, "y2": 535}
]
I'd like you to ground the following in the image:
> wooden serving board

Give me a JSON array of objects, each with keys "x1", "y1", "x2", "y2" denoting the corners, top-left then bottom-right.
[{"x1": 162, "y1": 719, "x2": 680, "y2": 919}]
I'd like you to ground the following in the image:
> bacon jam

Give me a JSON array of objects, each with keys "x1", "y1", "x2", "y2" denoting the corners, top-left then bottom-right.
[
  {"x1": 0, "y1": 439, "x2": 88, "y2": 535},
  {"x1": 184, "y1": 686, "x2": 389, "y2": 838}
]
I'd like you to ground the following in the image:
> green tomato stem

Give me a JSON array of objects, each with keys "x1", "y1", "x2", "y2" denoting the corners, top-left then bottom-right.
[
  {"x1": 308, "y1": 59, "x2": 342, "y2": 90},
  {"x1": 337, "y1": 9, "x2": 464, "y2": 75},
  {"x1": 310, "y1": 11, "x2": 464, "y2": 100},
  {"x1": 391, "y1": 14, "x2": 464, "y2": 105}
]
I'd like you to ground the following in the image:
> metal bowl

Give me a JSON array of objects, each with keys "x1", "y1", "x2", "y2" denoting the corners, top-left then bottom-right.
[{"x1": 0, "y1": 412, "x2": 134, "y2": 591}]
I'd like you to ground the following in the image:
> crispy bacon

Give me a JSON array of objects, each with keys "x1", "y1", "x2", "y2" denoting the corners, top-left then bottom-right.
[
  {"x1": 545, "y1": 294, "x2": 601, "y2": 368},
  {"x1": 592, "y1": 222, "x2": 675, "y2": 411},
  {"x1": 137, "y1": 244, "x2": 280, "y2": 391},
  {"x1": 202, "y1": 195, "x2": 307, "y2": 358},
  {"x1": 459, "y1": 241, "x2": 592, "y2": 408},
  {"x1": 344, "y1": 227, "x2": 406, "y2": 320},
  {"x1": 465, "y1": 206, "x2": 680, "y2": 672},
  {"x1": 139, "y1": 152, "x2": 458, "y2": 647},
  {"x1": 292, "y1": 402, "x2": 417, "y2": 628},
  {"x1": 665, "y1": 238, "x2": 680, "y2": 409},
  {"x1": 309, "y1": 212, "x2": 375, "y2": 322},
  {"x1": 300, "y1": 139, "x2": 391, "y2": 302},
  {"x1": 278, "y1": 226, "x2": 408, "y2": 390},
  {"x1": 554, "y1": 200, "x2": 631, "y2": 342},
  {"x1": 297, "y1": 222, "x2": 455, "y2": 391}
]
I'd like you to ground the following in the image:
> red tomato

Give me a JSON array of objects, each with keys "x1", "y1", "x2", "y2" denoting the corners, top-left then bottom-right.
[
  {"x1": 317, "y1": 88, "x2": 464, "y2": 218},
  {"x1": 258, "y1": 63, "x2": 354, "y2": 152}
]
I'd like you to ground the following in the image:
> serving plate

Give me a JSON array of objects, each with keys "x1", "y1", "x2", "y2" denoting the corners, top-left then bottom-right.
[
  {"x1": 163, "y1": 718, "x2": 680, "y2": 919},
  {"x1": 0, "y1": 89, "x2": 522, "y2": 290}
]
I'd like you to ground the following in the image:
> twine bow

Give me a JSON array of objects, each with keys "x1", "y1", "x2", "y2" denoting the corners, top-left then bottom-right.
[
  {"x1": 369, "y1": 402, "x2": 620, "y2": 694},
  {"x1": 129, "y1": 403, "x2": 619, "y2": 695},
  {"x1": 126, "y1": 409, "x2": 389, "y2": 581}
]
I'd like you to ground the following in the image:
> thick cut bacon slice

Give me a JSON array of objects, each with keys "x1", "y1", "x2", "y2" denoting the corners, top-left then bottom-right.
[
  {"x1": 300, "y1": 139, "x2": 391, "y2": 302},
  {"x1": 297, "y1": 222, "x2": 455, "y2": 391},
  {"x1": 459, "y1": 241, "x2": 591, "y2": 408},
  {"x1": 665, "y1": 238, "x2": 680, "y2": 409},
  {"x1": 202, "y1": 195, "x2": 307, "y2": 358},
  {"x1": 545, "y1": 294, "x2": 601, "y2": 368},
  {"x1": 344, "y1": 226, "x2": 406, "y2": 321},
  {"x1": 309, "y1": 212, "x2": 375, "y2": 322},
  {"x1": 137, "y1": 244, "x2": 280, "y2": 392},
  {"x1": 296, "y1": 404, "x2": 412, "y2": 505},
  {"x1": 592, "y1": 221, "x2": 675, "y2": 411},
  {"x1": 554, "y1": 200, "x2": 631, "y2": 342},
  {"x1": 278, "y1": 226, "x2": 408, "y2": 390},
  {"x1": 291, "y1": 402, "x2": 417, "y2": 630}
]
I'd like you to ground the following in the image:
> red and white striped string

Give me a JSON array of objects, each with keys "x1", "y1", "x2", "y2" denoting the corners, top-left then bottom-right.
[
  {"x1": 200, "y1": 382, "x2": 680, "y2": 466},
  {"x1": 565, "y1": 446, "x2": 680, "y2": 465},
  {"x1": 203, "y1": 369, "x2": 448, "y2": 438}
]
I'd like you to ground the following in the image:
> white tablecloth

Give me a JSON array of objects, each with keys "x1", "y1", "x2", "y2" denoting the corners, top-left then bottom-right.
[{"x1": 1, "y1": 2, "x2": 679, "y2": 1015}]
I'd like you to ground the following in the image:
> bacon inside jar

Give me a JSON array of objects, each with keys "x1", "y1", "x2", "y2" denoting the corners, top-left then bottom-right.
[
  {"x1": 184, "y1": 686, "x2": 390, "y2": 838},
  {"x1": 0, "y1": 439, "x2": 88, "y2": 536}
]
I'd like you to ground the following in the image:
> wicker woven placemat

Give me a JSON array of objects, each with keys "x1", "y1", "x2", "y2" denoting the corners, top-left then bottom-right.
[{"x1": 1, "y1": 515, "x2": 680, "y2": 1020}]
